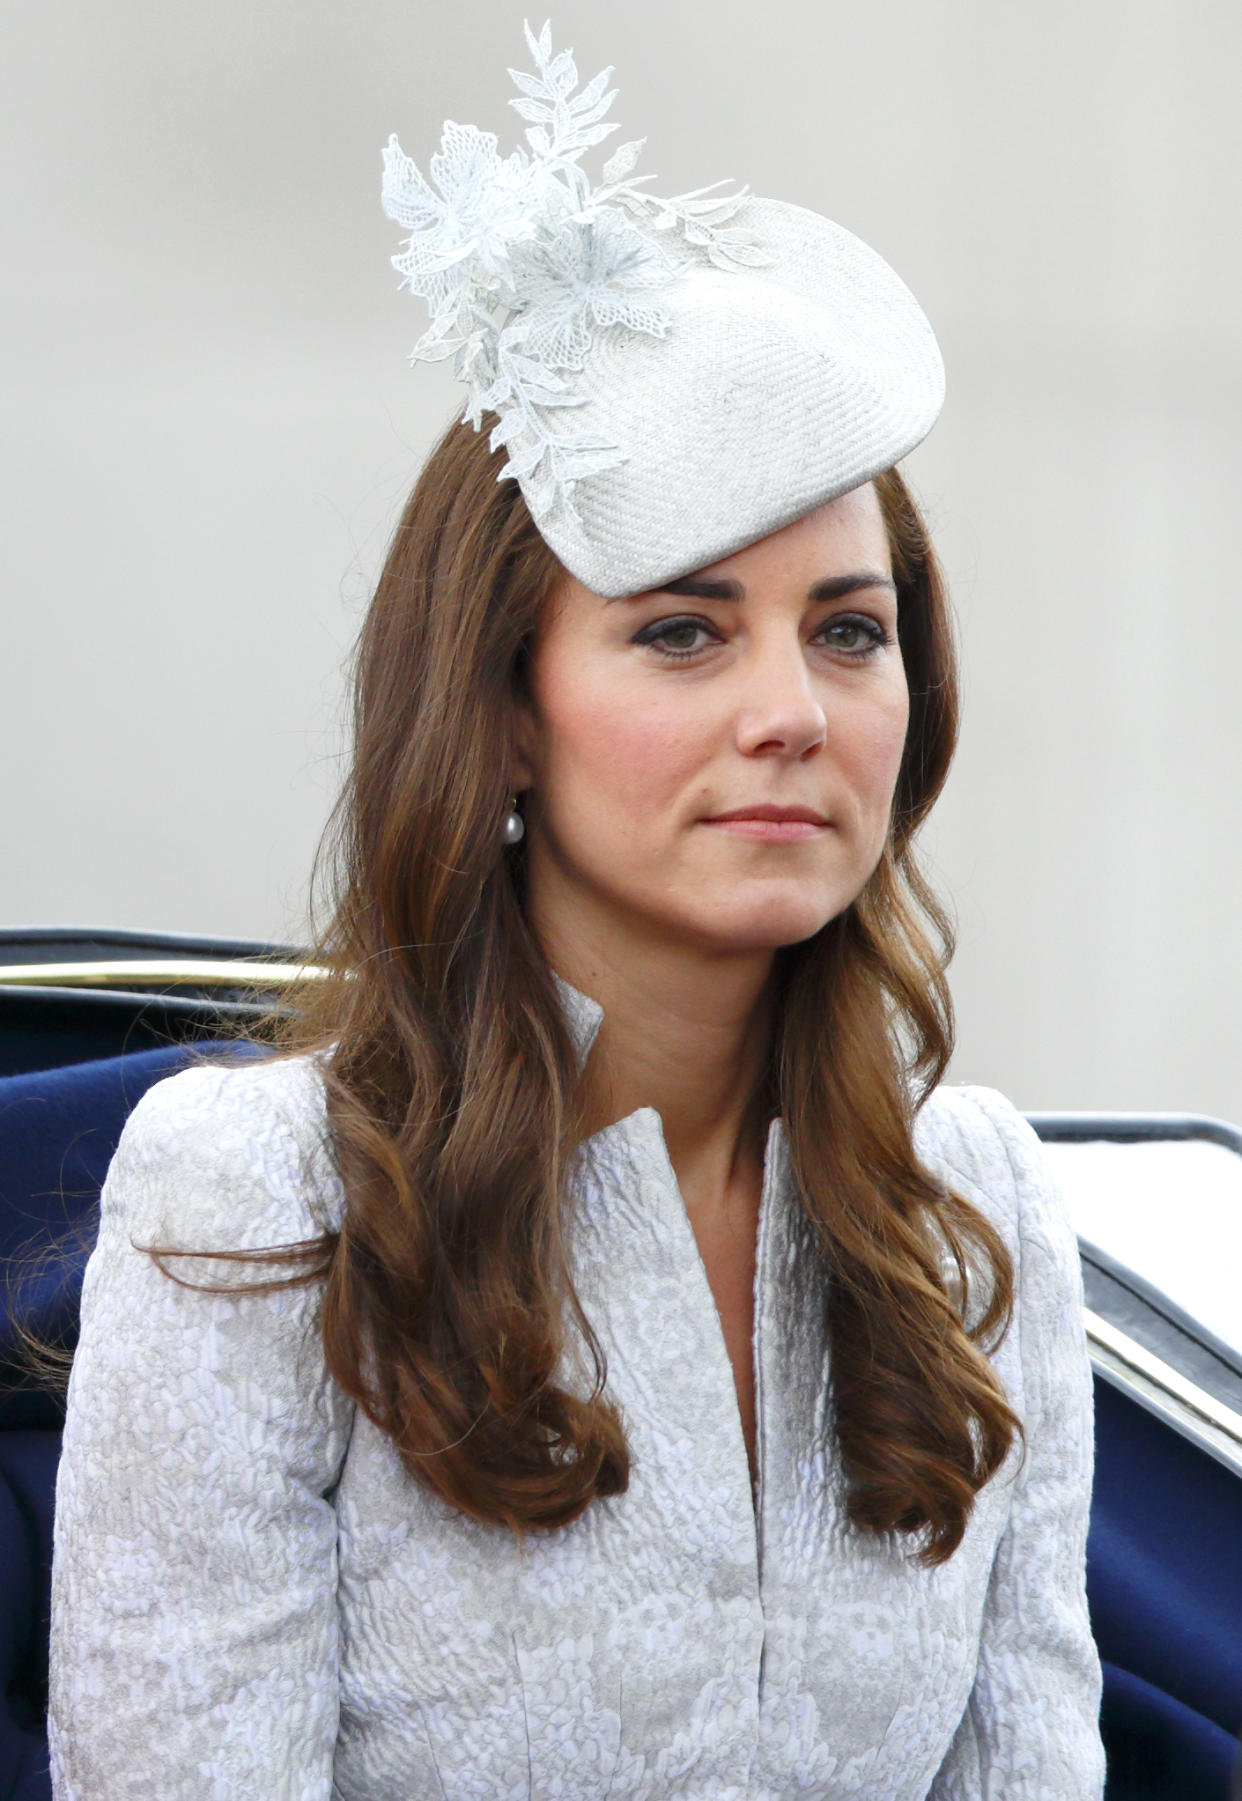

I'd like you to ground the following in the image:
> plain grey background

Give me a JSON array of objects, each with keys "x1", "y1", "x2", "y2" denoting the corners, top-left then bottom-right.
[{"x1": 4, "y1": 0, "x2": 1240, "y2": 1117}]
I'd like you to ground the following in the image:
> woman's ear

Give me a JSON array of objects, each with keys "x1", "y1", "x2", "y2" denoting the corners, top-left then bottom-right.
[{"x1": 510, "y1": 692, "x2": 539, "y2": 793}]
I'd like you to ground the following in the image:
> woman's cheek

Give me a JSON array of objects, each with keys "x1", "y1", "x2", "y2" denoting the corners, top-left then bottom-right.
[
  {"x1": 839, "y1": 687, "x2": 909, "y2": 795},
  {"x1": 561, "y1": 680, "x2": 704, "y2": 811}
]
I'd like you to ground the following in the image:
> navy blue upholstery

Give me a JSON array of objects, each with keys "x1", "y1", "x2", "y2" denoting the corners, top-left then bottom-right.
[
  {"x1": 0, "y1": 1433, "x2": 58, "y2": 1800},
  {"x1": 2, "y1": 1050, "x2": 1241, "y2": 1798},
  {"x1": 0, "y1": 1047, "x2": 212, "y2": 1427},
  {"x1": 1098, "y1": 1662, "x2": 1238, "y2": 1800},
  {"x1": 1089, "y1": 1379, "x2": 1242, "y2": 1799}
]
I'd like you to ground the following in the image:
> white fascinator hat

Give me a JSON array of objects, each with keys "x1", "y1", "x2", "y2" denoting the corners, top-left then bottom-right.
[{"x1": 382, "y1": 20, "x2": 944, "y2": 599}]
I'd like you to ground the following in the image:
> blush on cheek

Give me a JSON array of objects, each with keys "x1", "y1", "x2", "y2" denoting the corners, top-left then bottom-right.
[
  {"x1": 835, "y1": 699, "x2": 909, "y2": 796},
  {"x1": 557, "y1": 685, "x2": 702, "y2": 810}
]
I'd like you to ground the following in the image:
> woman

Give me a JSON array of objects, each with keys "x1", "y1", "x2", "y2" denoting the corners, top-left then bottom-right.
[{"x1": 48, "y1": 25, "x2": 1104, "y2": 1799}]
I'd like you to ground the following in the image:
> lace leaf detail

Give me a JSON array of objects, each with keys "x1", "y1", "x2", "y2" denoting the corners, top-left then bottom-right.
[
  {"x1": 382, "y1": 19, "x2": 771, "y2": 523},
  {"x1": 509, "y1": 23, "x2": 619, "y2": 165},
  {"x1": 601, "y1": 138, "x2": 646, "y2": 184}
]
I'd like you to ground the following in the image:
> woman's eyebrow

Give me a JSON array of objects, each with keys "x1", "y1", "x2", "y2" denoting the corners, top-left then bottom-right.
[{"x1": 617, "y1": 571, "x2": 897, "y2": 603}]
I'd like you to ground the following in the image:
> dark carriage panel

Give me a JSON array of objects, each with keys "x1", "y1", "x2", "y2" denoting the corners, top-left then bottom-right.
[
  {"x1": 1031, "y1": 1113, "x2": 1242, "y2": 1799},
  {"x1": 0, "y1": 927, "x2": 301, "y2": 1076}
]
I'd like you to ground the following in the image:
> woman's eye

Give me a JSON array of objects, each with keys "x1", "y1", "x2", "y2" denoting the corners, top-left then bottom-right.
[
  {"x1": 633, "y1": 616, "x2": 717, "y2": 659},
  {"x1": 632, "y1": 611, "x2": 890, "y2": 662},
  {"x1": 818, "y1": 614, "x2": 888, "y2": 655}
]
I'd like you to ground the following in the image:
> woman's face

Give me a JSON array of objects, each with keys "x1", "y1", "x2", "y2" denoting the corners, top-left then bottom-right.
[{"x1": 513, "y1": 481, "x2": 910, "y2": 960}]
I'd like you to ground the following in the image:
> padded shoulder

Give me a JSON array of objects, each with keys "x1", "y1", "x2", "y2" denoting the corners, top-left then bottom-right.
[
  {"x1": 103, "y1": 1051, "x2": 343, "y2": 1251},
  {"x1": 914, "y1": 1083, "x2": 1068, "y2": 1253},
  {"x1": 914, "y1": 1083, "x2": 1086, "y2": 1375}
]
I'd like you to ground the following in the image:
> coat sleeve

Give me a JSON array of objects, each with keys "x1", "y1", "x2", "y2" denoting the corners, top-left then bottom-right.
[
  {"x1": 48, "y1": 1059, "x2": 355, "y2": 1801},
  {"x1": 928, "y1": 1088, "x2": 1106, "y2": 1801}
]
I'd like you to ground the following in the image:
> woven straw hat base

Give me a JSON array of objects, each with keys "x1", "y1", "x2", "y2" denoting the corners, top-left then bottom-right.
[{"x1": 529, "y1": 197, "x2": 945, "y2": 598}]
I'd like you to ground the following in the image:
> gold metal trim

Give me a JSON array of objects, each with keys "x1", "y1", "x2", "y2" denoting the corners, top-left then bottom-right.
[
  {"x1": 1085, "y1": 1305, "x2": 1242, "y2": 1466},
  {"x1": 0, "y1": 959, "x2": 332, "y2": 991}
]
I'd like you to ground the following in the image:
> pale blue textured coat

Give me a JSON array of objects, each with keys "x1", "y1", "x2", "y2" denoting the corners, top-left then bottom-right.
[{"x1": 49, "y1": 979, "x2": 1104, "y2": 1799}]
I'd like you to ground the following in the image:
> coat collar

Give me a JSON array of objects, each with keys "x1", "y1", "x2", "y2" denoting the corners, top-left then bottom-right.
[
  {"x1": 551, "y1": 970, "x2": 605, "y2": 1073},
  {"x1": 551, "y1": 967, "x2": 788, "y2": 1178}
]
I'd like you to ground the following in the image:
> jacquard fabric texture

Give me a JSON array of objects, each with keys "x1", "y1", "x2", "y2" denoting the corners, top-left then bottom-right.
[{"x1": 49, "y1": 980, "x2": 1104, "y2": 1800}]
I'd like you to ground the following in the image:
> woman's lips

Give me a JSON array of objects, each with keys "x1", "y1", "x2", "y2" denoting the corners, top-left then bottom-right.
[
  {"x1": 702, "y1": 815, "x2": 829, "y2": 843},
  {"x1": 705, "y1": 819, "x2": 825, "y2": 842}
]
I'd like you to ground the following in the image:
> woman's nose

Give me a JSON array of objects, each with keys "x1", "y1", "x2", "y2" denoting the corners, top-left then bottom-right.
[{"x1": 732, "y1": 638, "x2": 828, "y2": 760}]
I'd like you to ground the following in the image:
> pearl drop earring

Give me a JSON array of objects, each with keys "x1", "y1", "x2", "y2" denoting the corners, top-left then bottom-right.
[{"x1": 503, "y1": 794, "x2": 525, "y2": 845}]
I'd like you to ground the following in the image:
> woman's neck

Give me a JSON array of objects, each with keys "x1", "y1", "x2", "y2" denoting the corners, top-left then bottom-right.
[{"x1": 554, "y1": 936, "x2": 778, "y2": 1220}]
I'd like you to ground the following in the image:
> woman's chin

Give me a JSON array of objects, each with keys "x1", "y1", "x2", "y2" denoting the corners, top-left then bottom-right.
[{"x1": 664, "y1": 893, "x2": 845, "y2": 956}]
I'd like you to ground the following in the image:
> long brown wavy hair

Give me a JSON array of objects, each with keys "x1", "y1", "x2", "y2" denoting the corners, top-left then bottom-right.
[{"x1": 176, "y1": 418, "x2": 1021, "y2": 1565}]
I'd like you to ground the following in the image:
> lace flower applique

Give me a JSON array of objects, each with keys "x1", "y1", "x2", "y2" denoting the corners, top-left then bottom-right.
[{"x1": 382, "y1": 19, "x2": 769, "y2": 526}]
